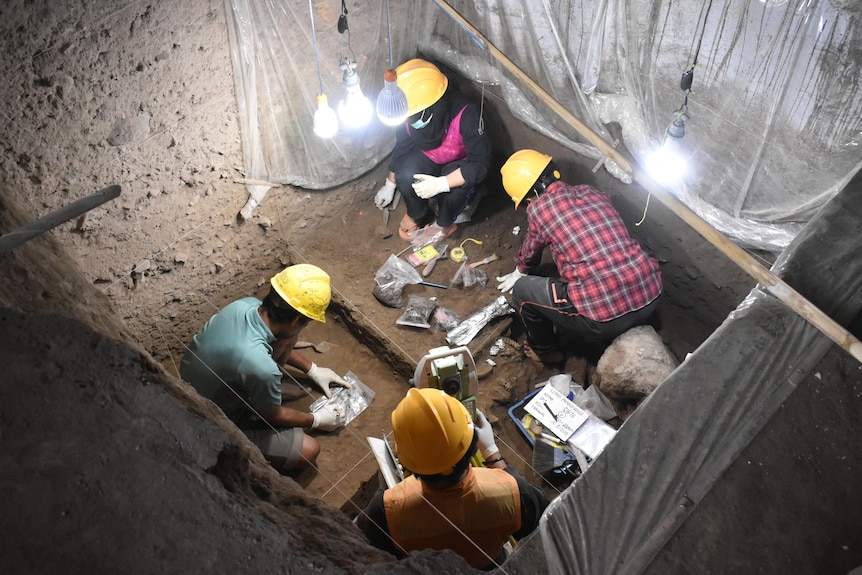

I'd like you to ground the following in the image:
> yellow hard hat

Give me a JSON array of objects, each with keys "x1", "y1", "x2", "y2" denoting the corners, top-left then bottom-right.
[
  {"x1": 270, "y1": 264, "x2": 331, "y2": 323},
  {"x1": 391, "y1": 388, "x2": 474, "y2": 475},
  {"x1": 395, "y1": 58, "x2": 448, "y2": 117},
  {"x1": 500, "y1": 149, "x2": 553, "y2": 209}
]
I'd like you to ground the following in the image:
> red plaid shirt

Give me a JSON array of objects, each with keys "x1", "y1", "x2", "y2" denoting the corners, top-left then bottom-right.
[{"x1": 516, "y1": 181, "x2": 662, "y2": 321}]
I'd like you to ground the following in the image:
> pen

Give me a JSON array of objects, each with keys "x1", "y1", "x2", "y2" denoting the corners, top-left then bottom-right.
[{"x1": 544, "y1": 401, "x2": 558, "y2": 421}]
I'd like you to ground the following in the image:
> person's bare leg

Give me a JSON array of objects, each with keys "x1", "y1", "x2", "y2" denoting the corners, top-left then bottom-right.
[
  {"x1": 294, "y1": 435, "x2": 321, "y2": 469},
  {"x1": 523, "y1": 342, "x2": 565, "y2": 365}
]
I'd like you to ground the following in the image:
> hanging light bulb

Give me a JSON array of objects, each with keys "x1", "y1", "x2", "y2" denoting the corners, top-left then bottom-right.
[
  {"x1": 646, "y1": 107, "x2": 689, "y2": 186},
  {"x1": 647, "y1": 66, "x2": 695, "y2": 186},
  {"x1": 338, "y1": 58, "x2": 373, "y2": 128},
  {"x1": 308, "y1": 0, "x2": 337, "y2": 139},
  {"x1": 376, "y1": 0, "x2": 409, "y2": 125},
  {"x1": 377, "y1": 69, "x2": 409, "y2": 126},
  {"x1": 314, "y1": 93, "x2": 339, "y2": 138}
]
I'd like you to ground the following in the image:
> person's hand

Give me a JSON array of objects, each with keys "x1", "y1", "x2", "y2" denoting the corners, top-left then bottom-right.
[
  {"x1": 474, "y1": 410, "x2": 499, "y2": 459},
  {"x1": 412, "y1": 174, "x2": 449, "y2": 199},
  {"x1": 311, "y1": 404, "x2": 346, "y2": 432},
  {"x1": 496, "y1": 268, "x2": 526, "y2": 293},
  {"x1": 307, "y1": 363, "x2": 352, "y2": 398},
  {"x1": 374, "y1": 178, "x2": 397, "y2": 209}
]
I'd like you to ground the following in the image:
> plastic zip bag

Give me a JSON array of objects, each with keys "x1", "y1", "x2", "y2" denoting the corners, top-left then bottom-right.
[
  {"x1": 372, "y1": 254, "x2": 422, "y2": 308},
  {"x1": 396, "y1": 295, "x2": 437, "y2": 329},
  {"x1": 308, "y1": 372, "x2": 375, "y2": 428}
]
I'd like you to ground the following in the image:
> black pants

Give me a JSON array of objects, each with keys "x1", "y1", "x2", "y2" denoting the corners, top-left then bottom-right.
[
  {"x1": 511, "y1": 275, "x2": 661, "y2": 356},
  {"x1": 393, "y1": 151, "x2": 474, "y2": 227}
]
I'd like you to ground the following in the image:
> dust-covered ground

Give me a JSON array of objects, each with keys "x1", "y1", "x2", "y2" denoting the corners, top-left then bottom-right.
[{"x1": 0, "y1": 0, "x2": 759, "y2": 559}]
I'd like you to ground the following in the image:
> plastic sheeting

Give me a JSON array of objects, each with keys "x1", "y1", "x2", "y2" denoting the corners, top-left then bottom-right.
[
  {"x1": 225, "y1": 0, "x2": 862, "y2": 251},
  {"x1": 420, "y1": 0, "x2": 862, "y2": 250},
  {"x1": 539, "y1": 173, "x2": 862, "y2": 574},
  {"x1": 223, "y1": 0, "x2": 421, "y2": 202}
]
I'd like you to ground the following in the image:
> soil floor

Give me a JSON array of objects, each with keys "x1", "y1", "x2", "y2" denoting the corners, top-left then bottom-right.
[{"x1": 2, "y1": 0, "x2": 759, "y2": 540}]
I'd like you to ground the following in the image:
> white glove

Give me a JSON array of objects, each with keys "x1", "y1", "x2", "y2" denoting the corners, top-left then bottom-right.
[
  {"x1": 474, "y1": 410, "x2": 499, "y2": 459},
  {"x1": 496, "y1": 268, "x2": 526, "y2": 294},
  {"x1": 311, "y1": 404, "x2": 346, "y2": 432},
  {"x1": 411, "y1": 174, "x2": 449, "y2": 199},
  {"x1": 374, "y1": 178, "x2": 397, "y2": 209},
  {"x1": 307, "y1": 362, "x2": 351, "y2": 398}
]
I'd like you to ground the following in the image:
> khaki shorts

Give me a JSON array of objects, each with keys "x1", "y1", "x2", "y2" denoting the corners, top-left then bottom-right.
[{"x1": 243, "y1": 427, "x2": 305, "y2": 472}]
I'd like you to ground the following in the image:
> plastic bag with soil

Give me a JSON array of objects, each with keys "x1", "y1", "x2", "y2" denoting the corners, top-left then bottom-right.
[
  {"x1": 372, "y1": 254, "x2": 422, "y2": 308},
  {"x1": 395, "y1": 295, "x2": 437, "y2": 329}
]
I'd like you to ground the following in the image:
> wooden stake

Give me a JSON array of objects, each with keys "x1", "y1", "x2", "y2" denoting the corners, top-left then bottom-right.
[{"x1": 234, "y1": 178, "x2": 281, "y2": 187}]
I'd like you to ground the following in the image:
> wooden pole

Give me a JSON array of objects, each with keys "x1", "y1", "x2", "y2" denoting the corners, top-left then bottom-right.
[{"x1": 432, "y1": 0, "x2": 862, "y2": 363}]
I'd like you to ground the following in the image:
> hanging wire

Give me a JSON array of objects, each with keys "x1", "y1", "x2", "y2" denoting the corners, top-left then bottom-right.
[
  {"x1": 308, "y1": 0, "x2": 324, "y2": 93},
  {"x1": 338, "y1": 0, "x2": 357, "y2": 64},
  {"x1": 385, "y1": 0, "x2": 394, "y2": 68}
]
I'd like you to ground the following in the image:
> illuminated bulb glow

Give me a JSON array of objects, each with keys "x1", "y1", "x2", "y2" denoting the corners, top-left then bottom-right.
[
  {"x1": 338, "y1": 65, "x2": 372, "y2": 129},
  {"x1": 313, "y1": 93, "x2": 338, "y2": 139},
  {"x1": 645, "y1": 139, "x2": 688, "y2": 186}
]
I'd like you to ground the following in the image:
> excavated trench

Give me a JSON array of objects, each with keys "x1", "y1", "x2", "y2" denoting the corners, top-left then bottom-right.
[{"x1": 220, "y1": 173, "x2": 763, "y2": 517}]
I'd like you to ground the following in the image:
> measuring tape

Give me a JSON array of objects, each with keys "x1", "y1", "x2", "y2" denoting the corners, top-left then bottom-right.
[
  {"x1": 449, "y1": 238, "x2": 482, "y2": 264},
  {"x1": 450, "y1": 238, "x2": 483, "y2": 263}
]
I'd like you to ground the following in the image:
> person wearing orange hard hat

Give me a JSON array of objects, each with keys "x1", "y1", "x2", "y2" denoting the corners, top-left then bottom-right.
[
  {"x1": 497, "y1": 150, "x2": 663, "y2": 364},
  {"x1": 357, "y1": 388, "x2": 547, "y2": 570},
  {"x1": 180, "y1": 264, "x2": 351, "y2": 473},
  {"x1": 373, "y1": 58, "x2": 491, "y2": 243}
]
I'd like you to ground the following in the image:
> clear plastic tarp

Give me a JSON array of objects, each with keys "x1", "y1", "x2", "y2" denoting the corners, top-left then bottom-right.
[
  {"x1": 539, "y1": 173, "x2": 862, "y2": 574},
  {"x1": 223, "y1": 0, "x2": 419, "y2": 209},
  {"x1": 226, "y1": 0, "x2": 862, "y2": 251}
]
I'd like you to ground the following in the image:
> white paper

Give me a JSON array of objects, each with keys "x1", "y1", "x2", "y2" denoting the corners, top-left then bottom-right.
[{"x1": 524, "y1": 384, "x2": 589, "y2": 442}]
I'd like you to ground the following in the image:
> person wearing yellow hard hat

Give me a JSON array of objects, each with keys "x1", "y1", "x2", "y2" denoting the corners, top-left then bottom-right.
[
  {"x1": 497, "y1": 150, "x2": 663, "y2": 364},
  {"x1": 180, "y1": 264, "x2": 351, "y2": 473},
  {"x1": 357, "y1": 388, "x2": 548, "y2": 570},
  {"x1": 373, "y1": 58, "x2": 492, "y2": 243}
]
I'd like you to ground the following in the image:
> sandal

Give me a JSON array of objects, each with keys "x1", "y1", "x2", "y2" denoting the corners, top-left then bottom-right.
[
  {"x1": 410, "y1": 222, "x2": 457, "y2": 247},
  {"x1": 399, "y1": 214, "x2": 420, "y2": 240}
]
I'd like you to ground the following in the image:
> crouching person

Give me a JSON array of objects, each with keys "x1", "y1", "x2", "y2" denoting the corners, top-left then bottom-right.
[
  {"x1": 180, "y1": 264, "x2": 350, "y2": 473},
  {"x1": 357, "y1": 388, "x2": 548, "y2": 570}
]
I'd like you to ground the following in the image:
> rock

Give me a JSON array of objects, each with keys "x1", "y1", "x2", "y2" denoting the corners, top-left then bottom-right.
[
  {"x1": 107, "y1": 113, "x2": 151, "y2": 146},
  {"x1": 174, "y1": 252, "x2": 188, "y2": 265},
  {"x1": 374, "y1": 224, "x2": 392, "y2": 239},
  {"x1": 596, "y1": 325, "x2": 678, "y2": 402},
  {"x1": 132, "y1": 259, "x2": 151, "y2": 273}
]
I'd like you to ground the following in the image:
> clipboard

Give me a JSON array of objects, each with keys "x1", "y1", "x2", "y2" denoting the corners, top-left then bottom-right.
[{"x1": 367, "y1": 434, "x2": 404, "y2": 488}]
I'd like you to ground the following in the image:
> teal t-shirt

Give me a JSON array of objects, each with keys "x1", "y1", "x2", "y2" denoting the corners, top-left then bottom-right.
[{"x1": 180, "y1": 297, "x2": 282, "y2": 425}]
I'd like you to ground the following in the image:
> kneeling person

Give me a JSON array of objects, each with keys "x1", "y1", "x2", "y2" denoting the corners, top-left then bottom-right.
[
  {"x1": 180, "y1": 264, "x2": 350, "y2": 473},
  {"x1": 358, "y1": 388, "x2": 548, "y2": 570}
]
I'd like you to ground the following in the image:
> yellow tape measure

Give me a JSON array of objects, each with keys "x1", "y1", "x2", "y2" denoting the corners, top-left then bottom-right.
[{"x1": 450, "y1": 238, "x2": 483, "y2": 263}]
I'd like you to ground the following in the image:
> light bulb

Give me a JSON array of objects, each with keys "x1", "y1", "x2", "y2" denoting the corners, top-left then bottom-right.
[
  {"x1": 338, "y1": 61, "x2": 372, "y2": 129},
  {"x1": 667, "y1": 115, "x2": 686, "y2": 140},
  {"x1": 313, "y1": 93, "x2": 338, "y2": 139},
  {"x1": 645, "y1": 137, "x2": 688, "y2": 186},
  {"x1": 377, "y1": 69, "x2": 409, "y2": 126}
]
